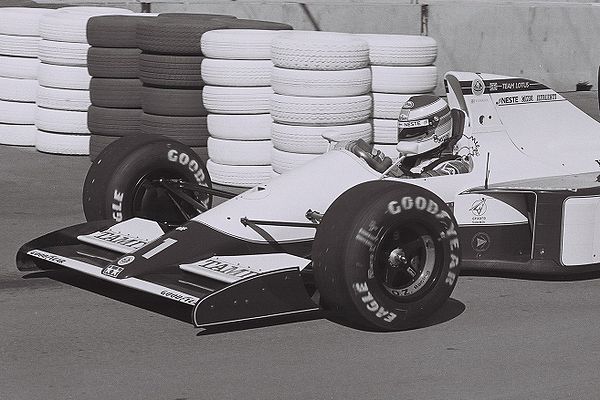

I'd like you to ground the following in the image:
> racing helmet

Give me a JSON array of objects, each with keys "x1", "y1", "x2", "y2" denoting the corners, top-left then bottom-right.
[{"x1": 397, "y1": 95, "x2": 453, "y2": 157}]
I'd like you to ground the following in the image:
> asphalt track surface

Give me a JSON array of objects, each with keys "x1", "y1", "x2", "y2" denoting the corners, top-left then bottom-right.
[{"x1": 2, "y1": 92, "x2": 600, "y2": 400}]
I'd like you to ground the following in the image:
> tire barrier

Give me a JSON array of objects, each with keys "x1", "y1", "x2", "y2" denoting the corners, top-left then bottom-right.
[
  {"x1": 35, "y1": 7, "x2": 134, "y2": 155},
  {"x1": 358, "y1": 34, "x2": 439, "y2": 158},
  {"x1": 201, "y1": 29, "x2": 291, "y2": 188},
  {"x1": 87, "y1": 13, "x2": 156, "y2": 159},
  {"x1": 270, "y1": 31, "x2": 373, "y2": 175},
  {"x1": 0, "y1": 8, "x2": 52, "y2": 146}
]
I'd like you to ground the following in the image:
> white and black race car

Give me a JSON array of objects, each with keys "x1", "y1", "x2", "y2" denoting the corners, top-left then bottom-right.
[{"x1": 17, "y1": 70, "x2": 600, "y2": 331}]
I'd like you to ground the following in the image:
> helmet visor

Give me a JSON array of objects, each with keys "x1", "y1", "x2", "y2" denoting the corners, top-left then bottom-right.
[{"x1": 397, "y1": 118, "x2": 430, "y2": 141}]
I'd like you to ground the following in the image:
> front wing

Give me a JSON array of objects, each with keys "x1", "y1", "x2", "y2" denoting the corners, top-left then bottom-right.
[{"x1": 17, "y1": 221, "x2": 319, "y2": 327}]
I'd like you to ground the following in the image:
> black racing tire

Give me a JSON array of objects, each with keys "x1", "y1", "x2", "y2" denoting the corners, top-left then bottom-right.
[
  {"x1": 87, "y1": 14, "x2": 154, "y2": 48},
  {"x1": 83, "y1": 134, "x2": 212, "y2": 225},
  {"x1": 139, "y1": 53, "x2": 204, "y2": 88},
  {"x1": 313, "y1": 180, "x2": 460, "y2": 331},
  {"x1": 141, "y1": 113, "x2": 209, "y2": 147},
  {"x1": 87, "y1": 105, "x2": 142, "y2": 136},
  {"x1": 90, "y1": 78, "x2": 143, "y2": 108},
  {"x1": 141, "y1": 85, "x2": 207, "y2": 117},
  {"x1": 136, "y1": 18, "x2": 231, "y2": 55},
  {"x1": 89, "y1": 133, "x2": 119, "y2": 161},
  {"x1": 87, "y1": 47, "x2": 141, "y2": 79}
]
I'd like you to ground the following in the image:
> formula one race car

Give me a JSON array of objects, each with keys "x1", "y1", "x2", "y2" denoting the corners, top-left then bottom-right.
[{"x1": 17, "y1": 70, "x2": 600, "y2": 331}]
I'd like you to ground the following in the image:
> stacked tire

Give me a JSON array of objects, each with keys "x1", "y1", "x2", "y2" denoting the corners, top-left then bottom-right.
[
  {"x1": 36, "y1": 7, "x2": 133, "y2": 155},
  {"x1": 0, "y1": 8, "x2": 51, "y2": 146},
  {"x1": 201, "y1": 29, "x2": 290, "y2": 188},
  {"x1": 137, "y1": 14, "x2": 237, "y2": 164},
  {"x1": 358, "y1": 34, "x2": 438, "y2": 158},
  {"x1": 270, "y1": 31, "x2": 373, "y2": 176},
  {"x1": 86, "y1": 13, "x2": 156, "y2": 160}
]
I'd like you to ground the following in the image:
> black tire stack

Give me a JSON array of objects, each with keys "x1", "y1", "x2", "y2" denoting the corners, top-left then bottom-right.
[
  {"x1": 86, "y1": 13, "x2": 156, "y2": 160},
  {"x1": 136, "y1": 14, "x2": 236, "y2": 162}
]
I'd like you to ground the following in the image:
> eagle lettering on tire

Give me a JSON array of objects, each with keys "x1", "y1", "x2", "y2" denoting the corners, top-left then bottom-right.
[{"x1": 313, "y1": 181, "x2": 460, "y2": 331}]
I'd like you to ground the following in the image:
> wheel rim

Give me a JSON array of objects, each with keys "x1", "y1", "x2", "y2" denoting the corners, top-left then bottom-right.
[
  {"x1": 131, "y1": 169, "x2": 211, "y2": 227},
  {"x1": 373, "y1": 222, "x2": 438, "y2": 300}
]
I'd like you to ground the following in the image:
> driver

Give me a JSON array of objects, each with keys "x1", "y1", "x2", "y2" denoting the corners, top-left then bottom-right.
[{"x1": 392, "y1": 95, "x2": 472, "y2": 178}]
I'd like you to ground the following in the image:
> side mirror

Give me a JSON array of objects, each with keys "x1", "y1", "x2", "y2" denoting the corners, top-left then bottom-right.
[{"x1": 321, "y1": 130, "x2": 346, "y2": 151}]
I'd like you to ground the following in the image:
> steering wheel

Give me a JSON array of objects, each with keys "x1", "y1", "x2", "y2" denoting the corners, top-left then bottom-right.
[{"x1": 348, "y1": 139, "x2": 393, "y2": 173}]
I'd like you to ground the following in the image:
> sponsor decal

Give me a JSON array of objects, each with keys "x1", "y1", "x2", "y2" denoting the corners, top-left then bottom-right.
[
  {"x1": 27, "y1": 250, "x2": 67, "y2": 264},
  {"x1": 112, "y1": 190, "x2": 124, "y2": 222},
  {"x1": 160, "y1": 290, "x2": 197, "y2": 305},
  {"x1": 117, "y1": 255, "x2": 135, "y2": 266},
  {"x1": 455, "y1": 135, "x2": 480, "y2": 158},
  {"x1": 471, "y1": 232, "x2": 491, "y2": 252},
  {"x1": 175, "y1": 226, "x2": 188, "y2": 231},
  {"x1": 89, "y1": 230, "x2": 148, "y2": 251},
  {"x1": 495, "y1": 92, "x2": 557, "y2": 106},
  {"x1": 102, "y1": 264, "x2": 124, "y2": 278},
  {"x1": 398, "y1": 118, "x2": 429, "y2": 129},
  {"x1": 470, "y1": 198, "x2": 487, "y2": 216},
  {"x1": 190, "y1": 258, "x2": 259, "y2": 281},
  {"x1": 471, "y1": 78, "x2": 485, "y2": 96}
]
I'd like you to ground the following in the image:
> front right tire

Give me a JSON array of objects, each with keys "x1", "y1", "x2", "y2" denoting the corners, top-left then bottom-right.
[{"x1": 312, "y1": 180, "x2": 461, "y2": 331}]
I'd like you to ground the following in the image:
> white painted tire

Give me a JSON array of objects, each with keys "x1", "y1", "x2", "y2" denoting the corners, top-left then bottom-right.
[
  {"x1": 0, "y1": 8, "x2": 54, "y2": 36},
  {"x1": 0, "y1": 124, "x2": 36, "y2": 146},
  {"x1": 201, "y1": 29, "x2": 281, "y2": 59},
  {"x1": 0, "y1": 77, "x2": 37, "y2": 102},
  {"x1": 373, "y1": 118, "x2": 398, "y2": 144},
  {"x1": 0, "y1": 100, "x2": 36, "y2": 124},
  {"x1": 357, "y1": 34, "x2": 437, "y2": 66},
  {"x1": 35, "y1": 106, "x2": 89, "y2": 134},
  {"x1": 207, "y1": 114, "x2": 271, "y2": 140},
  {"x1": 35, "y1": 129, "x2": 90, "y2": 155},
  {"x1": 39, "y1": 39, "x2": 90, "y2": 66},
  {"x1": 207, "y1": 137, "x2": 272, "y2": 166},
  {"x1": 0, "y1": 56, "x2": 40, "y2": 79},
  {"x1": 271, "y1": 122, "x2": 372, "y2": 154},
  {"x1": 271, "y1": 67, "x2": 371, "y2": 97},
  {"x1": 271, "y1": 94, "x2": 372, "y2": 126},
  {"x1": 371, "y1": 65, "x2": 438, "y2": 94},
  {"x1": 271, "y1": 31, "x2": 369, "y2": 71},
  {"x1": 271, "y1": 147, "x2": 320, "y2": 174},
  {"x1": 372, "y1": 92, "x2": 414, "y2": 119},
  {"x1": 37, "y1": 86, "x2": 91, "y2": 111},
  {"x1": 0, "y1": 34, "x2": 40, "y2": 58},
  {"x1": 206, "y1": 159, "x2": 272, "y2": 187},
  {"x1": 38, "y1": 63, "x2": 91, "y2": 90},
  {"x1": 39, "y1": 7, "x2": 133, "y2": 43},
  {"x1": 201, "y1": 59, "x2": 272, "y2": 87},
  {"x1": 203, "y1": 86, "x2": 273, "y2": 114}
]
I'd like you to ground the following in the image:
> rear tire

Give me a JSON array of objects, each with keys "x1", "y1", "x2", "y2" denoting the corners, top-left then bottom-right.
[
  {"x1": 313, "y1": 181, "x2": 460, "y2": 331},
  {"x1": 83, "y1": 134, "x2": 212, "y2": 226}
]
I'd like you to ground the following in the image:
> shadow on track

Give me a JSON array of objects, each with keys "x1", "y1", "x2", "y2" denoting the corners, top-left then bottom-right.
[
  {"x1": 22, "y1": 270, "x2": 192, "y2": 323},
  {"x1": 22, "y1": 270, "x2": 465, "y2": 335}
]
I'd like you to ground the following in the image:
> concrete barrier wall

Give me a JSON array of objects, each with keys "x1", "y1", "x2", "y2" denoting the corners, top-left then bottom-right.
[{"x1": 36, "y1": 0, "x2": 600, "y2": 92}]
